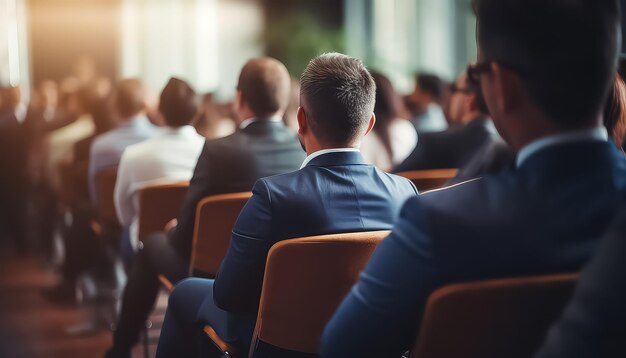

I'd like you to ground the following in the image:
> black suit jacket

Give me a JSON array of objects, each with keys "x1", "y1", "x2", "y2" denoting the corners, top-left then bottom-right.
[
  {"x1": 168, "y1": 120, "x2": 305, "y2": 257},
  {"x1": 394, "y1": 117, "x2": 496, "y2": 172}
]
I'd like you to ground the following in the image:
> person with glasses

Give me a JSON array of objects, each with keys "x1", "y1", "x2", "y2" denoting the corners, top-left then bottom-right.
[
  {"x1": 394, "y1": 71, "x2": 496, "y2": 172},
  {"x1": 322, "y1": 0, "x2": 625, "y2": 356}
]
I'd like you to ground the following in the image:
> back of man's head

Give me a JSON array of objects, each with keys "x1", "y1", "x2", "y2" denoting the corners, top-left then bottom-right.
[
  {"x1": 160, "y1": 78, "x2": 197, "y2": 127},
  {"x1": 416, "y1": 74, "x2": 443, "y2": 104},
  {"x1": 300, "y1": 53, "x2": 376, "y2": 146},
  {"x1": 115, "y1": 78, "x2": 146, "y2": 119},
  {"x1": 238, "y1": 57, "x2": 291, "y2": 118},
  {"x1": 473, "y1": 0, "x2": 621, "y2": 127}
]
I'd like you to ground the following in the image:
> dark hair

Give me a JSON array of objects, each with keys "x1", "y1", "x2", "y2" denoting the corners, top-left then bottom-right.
[
  {"x1": 371, "y1": 72, "x2": 404, "y2": 158},
  {"x1": 159, "y1": 78, "x2": 198, "y2": 127},
  {"x1": 238, "y1": 57, "x2": 291, "y2": 117},
  {"x1": 473, "y1": 0, "x2": 621, "y2": 127},
  {"x1": 300, "y1": 53, "x2": 376, "y2": 145},
  {"x1": 416, "y1": 74, "x2": 444, "y2": 103},
  {"x1": 604, "y1": 73, "x2": 626, "y2": 149},
  {"x1": 115, "y1": 79, "x2": 146, "y2": 118}
]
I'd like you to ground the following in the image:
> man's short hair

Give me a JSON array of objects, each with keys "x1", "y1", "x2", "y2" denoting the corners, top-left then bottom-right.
[
  {"x1": 300, "y1": 53, "x2": 376, "y2": 145},
  {"x1": 115, "y1": 79, "x2": 146, "y2": 119},
  {"x1": 473, "y1": 0, "x2": 621, "y2": 127},
  {"x1": 238, "y1": 57, "x2": 291, "y2": 118},
  {"x1": 159, "y1": 78, "x2": 197, "y2": 127},
  {"x1": 416, "y1": 74, "x2": 444, "y2": 103}
]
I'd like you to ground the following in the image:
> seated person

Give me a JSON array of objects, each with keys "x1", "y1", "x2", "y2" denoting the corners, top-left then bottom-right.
[
  {"x1": 322, "y1": 0, "x2": 626, "y2": 356},
  {"x1": 106, "y1": 57, "x2": 305, "y2": 358},
  {"x1": 155, "y1": 53, "x2": 418, "y2": 357},
  {"x1": 361, "y1": 72, "x2": 417, "y2": 171},
  {"x1": 409, "y1": 74, "x2": 448, "y2": 133},
  {"x1": 536, "y1": 208, "x2": 626, "y2": 358},
  {"x1": 394, "y1": 71, "x2": 496, "y2": 172},
  {"x1": 88, "y1": 78, "x2": 158, "y2": 203},
  {"x1": 114, "y1": 78, "x2": 205, "y2": 256}
]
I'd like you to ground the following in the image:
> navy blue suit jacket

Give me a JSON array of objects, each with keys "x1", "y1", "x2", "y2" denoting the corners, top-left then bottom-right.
[
  {"x1": 322, "y1": 141, "x2": 626, "y2": 357},
  {"x1": 213, "y1": 151, "x2": 418, "y2": 316},
  {"x1": 537, "y1": 208, "x2": 626, "y2": 358}
]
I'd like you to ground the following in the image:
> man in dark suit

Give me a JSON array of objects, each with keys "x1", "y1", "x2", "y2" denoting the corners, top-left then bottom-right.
[
  {"x1": 394, "y1": 72, "x2": 497, "y2": 172},
  {"x1": 155, "y1": 53, "x2": 418, "y2": 357},
  {"x1": 322, "y1": 1, "x2": 626, "y2": 357},
  {"x1": 106, "y1": 58, "x2": 305, "y2": 358},
  {"x1": 536, "y1": 208, "x2": 626, "y2": 358}
]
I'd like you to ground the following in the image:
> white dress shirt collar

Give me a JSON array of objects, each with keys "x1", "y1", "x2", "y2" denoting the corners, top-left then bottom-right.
[
  {"x1": 300, "y1": 148, "x2": 360, "y2": 169},
  {"x1": 160, "y1": 125, "x2": 199, "y2": 136},
  {"x1": 516, "y1": 126, "x2": 608, "y2": 167},
  {"x1": 239, "y1": 116, "x2": 282, "y2": 130}
]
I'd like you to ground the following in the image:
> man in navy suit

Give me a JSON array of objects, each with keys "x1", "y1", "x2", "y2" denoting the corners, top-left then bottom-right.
[
  {"x1": 537, "y1": 208, "x2": 626, "y2": 358},
  {"x1": 155, "y1": 53, "x2": 417, "y2": 357},
  {"x1": 322, "y1": 1, "x2": 626, "y2": 357}
]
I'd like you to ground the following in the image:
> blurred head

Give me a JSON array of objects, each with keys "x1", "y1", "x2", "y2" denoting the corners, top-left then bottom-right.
[
  {"x1": 370, "y1": 72, "x2": 404, "y2": 157},
  {"x1": 471, "y1": 0, "x2": 621, "y2": 150},
  {"x1": 114, "y1": 79, "x2": 147, "y2": 119},
  {"x1": 37, "y1": 80, "x2": 58, "y2": 109},
  {"x1": 159, "y1": 78, "x2": 198, "y2": 127},
  {"x1": 299, "y1": 53, "x2": 376, "y2": 151},
  {"x1": 3, "y1": 86, "x2": 21, "y2": 110},
  {"x1": 236, "y1": 57, "x2": 291, "y2": 120},
  {"x1": 412, "y1": 74, "x2": 443, "y2": 109},
  {"x1": 604, "y1": 73, "x2": 626, "y2": 150},
  {"x1": 448, "y1": 72, "x2": 489, "y2": 126}
]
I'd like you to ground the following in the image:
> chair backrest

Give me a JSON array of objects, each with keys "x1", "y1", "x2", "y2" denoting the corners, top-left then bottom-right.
[
  {"x1": 137, "y1": 181, "x2": 190, "y2": 242},
  {"x1": 94, "y1": 166, "x2": 119, "y2": 227},
  {"x1": 411, "y1": 273, "x2": 578, "y2": 358},
  {"x1": 58, "y1": 161, "x2": 89, "y2": 209},
  {"x1": 251, "y1": 230, "x2": 391, "y2": 355},
  {"x1": 396, "y1": 168, "x2": 458, "y2": 192},
  {"x1": 190, "y1": 192, "x2": 252, "y2": 276}
]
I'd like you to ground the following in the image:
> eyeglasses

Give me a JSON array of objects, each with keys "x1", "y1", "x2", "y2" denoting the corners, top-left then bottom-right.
[{"x1": 467, "y1": 62, "x2": 492, "y2": 87}]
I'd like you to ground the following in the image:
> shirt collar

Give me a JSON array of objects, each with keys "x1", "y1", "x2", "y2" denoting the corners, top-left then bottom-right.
[
  {"x1": 119, "y1": 114, "x2": 151, "y2": 129},
  {"x1": 239, "y1": 116, "x2": 282, "y2": 130},
  {"x1": 161, "y1": 125, "x2": 198, "y2": 136},
  {"x1": 300, "y1": 148, "x2": 360, "y2": 169},
  {"x1": 516, "y1": 126, "x2": 608, "y2": 167}
]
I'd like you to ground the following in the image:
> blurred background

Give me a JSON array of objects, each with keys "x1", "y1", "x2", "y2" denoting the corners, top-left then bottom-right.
[{"x1": 1, "y1": 0, "x2": 477, "y2": 100}]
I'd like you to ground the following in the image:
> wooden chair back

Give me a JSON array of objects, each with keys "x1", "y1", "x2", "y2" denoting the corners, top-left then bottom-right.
[
  {"x1": 411, "y1": 273, "x2": 578, "y2": 358},
  {"x1": 396, "y1": 168, "x2": 458, "y2": 192},
  {"x1": 190, "y1": 192, "x2": 252, "y2": 276},
  {"x1": 137, "y1": 181, "x2": 189, "y2": 242},
  {"x1": 251, "y1": 231, "x2": 391, "y2": 355}
]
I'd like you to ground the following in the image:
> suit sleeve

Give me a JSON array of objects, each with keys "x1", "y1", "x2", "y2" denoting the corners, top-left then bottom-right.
[
  {"x1": 393, "y1": 137, "x2": 432, "y2": 173},
  {"x1": 321, "y1": 197, "x2": 438, "y2": 358},
  {"x1": 213, "y1": 179, "x2": 273, "y2": 315}
]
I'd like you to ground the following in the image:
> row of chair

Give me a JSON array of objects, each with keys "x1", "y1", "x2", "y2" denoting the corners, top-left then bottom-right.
[{"x1": 91, "y1": 167, "x2": 576, "y2": 357}]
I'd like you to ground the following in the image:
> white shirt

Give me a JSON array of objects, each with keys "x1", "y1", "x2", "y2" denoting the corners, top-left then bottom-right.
[
  {"x1": 114, "y1": 125, "x2": 205, "y2": 250},
  {"x1": 361, "y1": 118, "x2": 418, "y2": 171},
  {"x1": 516, "y1": 127, "x2": 609, "y2": 167},
  {"x1": 300, "y1": 148, "x2": 361, "y2": 169}
]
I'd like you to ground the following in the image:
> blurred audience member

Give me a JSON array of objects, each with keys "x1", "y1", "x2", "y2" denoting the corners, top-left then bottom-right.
[
  {"x1": 114, "y1": 78, "x2": 204, "y2": 257},
  {"x1": 88, "y1": 78, "x2": 158, "y2": 203},
  {"x1": 361, "y1": 72, "x2": 417, "y2": 171},
  {"x1": 394, "y1": 71, "x2": 496, "y2": 172},
  {"x1": 454, "y1": 72, "x2": 626, "y2": 184},
  {"x1": 193, "y1": 93, "x2": 235, "y2": 139},
  {"x1": 323, "y1": 0, "x2": 624, "y2": 356},
  {"x1": 409, "y1": 74, "x2": 448, "y2": 133},
  {"x1": 106, "y1": 57, "x2": 305, "y2": 358},
  {"x1": 156, "y1": 52, "x2": 417, "y2": 358},
  {"x1": 537, "y1": 208, "x2": 626, "y2": 358},
  {"x1": 283, "y1": 76, "x2": 301, "y2": 133}
]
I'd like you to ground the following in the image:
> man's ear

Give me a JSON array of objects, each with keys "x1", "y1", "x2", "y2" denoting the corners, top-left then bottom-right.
[
  {"x1": 491, "y1": 62, "x2": 521, "y2": 114},
  {"x1": 364, "y1": 113, "x2": 376, "y2": 136},
  {"x1": 297, "y1": 106, "x2": 308, "y2": 136}
]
